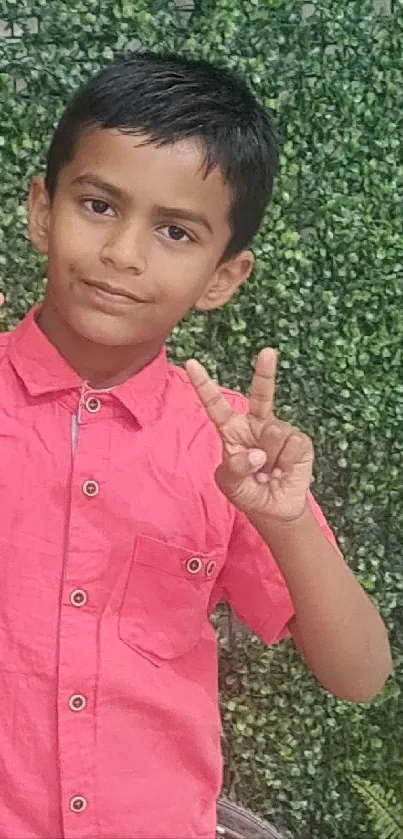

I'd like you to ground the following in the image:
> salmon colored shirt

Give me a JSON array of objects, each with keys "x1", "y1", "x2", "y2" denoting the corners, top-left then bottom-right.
[{"x1": 0, "y1": 306, "x2": 336, "y2": 839}]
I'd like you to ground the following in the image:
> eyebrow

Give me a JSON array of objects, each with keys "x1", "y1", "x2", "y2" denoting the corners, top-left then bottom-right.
[
  {"x1": 72, "y1": 174, "x2": 127, "y2": 202},
  {"x1": 71, "y1": 174, "x2": 213, "y2": 235}
]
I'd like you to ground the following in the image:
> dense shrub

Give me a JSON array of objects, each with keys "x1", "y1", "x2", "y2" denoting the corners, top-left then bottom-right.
[{"x1": 0, "y1": 1, "x2": 402, "y2": 836}]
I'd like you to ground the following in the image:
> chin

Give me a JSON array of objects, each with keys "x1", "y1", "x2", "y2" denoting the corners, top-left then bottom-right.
[{"x1": 71, "y1": 310, "x2": 138, "y2": 347}]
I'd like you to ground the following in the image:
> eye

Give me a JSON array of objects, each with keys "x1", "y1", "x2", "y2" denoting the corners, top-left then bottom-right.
[
  {"x1": 84, "y1": 199, "x2": 115, "y2": 217},
  {"x1": 160, "y1": 225, "x2": 191, "y2": 243}
]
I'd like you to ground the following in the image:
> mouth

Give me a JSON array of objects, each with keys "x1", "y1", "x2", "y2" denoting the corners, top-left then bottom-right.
[{"x1": 82, "y1": 280, "x2": 145, "y2": 304}]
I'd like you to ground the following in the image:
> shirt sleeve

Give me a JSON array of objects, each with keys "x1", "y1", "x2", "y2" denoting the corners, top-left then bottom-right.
[{"x1": 217, "y1": 490, "x2": 339, "y2": 646}]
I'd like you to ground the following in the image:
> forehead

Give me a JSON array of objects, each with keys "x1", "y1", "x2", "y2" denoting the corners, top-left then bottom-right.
[{"x1": 61, "y1": 127, "x2": 231, "y2": 226}]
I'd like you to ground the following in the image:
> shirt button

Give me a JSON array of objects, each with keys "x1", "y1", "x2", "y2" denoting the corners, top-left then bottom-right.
[
  {"x1": 70, "y1": 795, "x2": 87, "y2": 813},
  {"x1": 186, "y1": 556, "x2": 203, "y2": 575},
  {"x1": 82, "y1": 479, "x2": 99, "y2": 497},
  {"x1": 70, "y1": 589, "x2": 87, "y2": 607},
  {"x1": 68, "y1": 694, "x2": 87, "y2": 712},
  {"x1": 205, "y1": 559, "x2": 216, "y2": 578},
  {"x1": 85, "y1": 396, "x2": 101, "y2": 413}
]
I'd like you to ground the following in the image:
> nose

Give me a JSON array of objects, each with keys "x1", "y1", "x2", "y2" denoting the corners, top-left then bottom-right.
[{"x1": 100, "y1": 221, "x2": 147, "y2": 274}]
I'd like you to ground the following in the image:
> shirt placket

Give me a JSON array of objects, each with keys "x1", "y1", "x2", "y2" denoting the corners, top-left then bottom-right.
[{"x1": 58, "y1": 389, "x2": 110, "y2": 839}]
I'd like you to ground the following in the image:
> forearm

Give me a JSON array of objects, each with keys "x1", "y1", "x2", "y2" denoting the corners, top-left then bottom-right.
[{"x1": 251, "y1": 504, "x2": 392, "y2": 701}]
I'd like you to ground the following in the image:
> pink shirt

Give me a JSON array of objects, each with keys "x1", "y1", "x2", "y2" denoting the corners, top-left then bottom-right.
[{"x1": 0, "y1": 307, "x2": 335, "y2": 839}]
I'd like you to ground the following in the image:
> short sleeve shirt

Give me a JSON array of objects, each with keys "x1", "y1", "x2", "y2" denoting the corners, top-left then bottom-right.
[{"x1": 0, "y1": 307, "x2": 337, "y2": 839}]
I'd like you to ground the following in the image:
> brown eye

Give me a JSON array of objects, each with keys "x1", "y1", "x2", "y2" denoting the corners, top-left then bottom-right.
[
  {"x1": 161, "y1": 225, "x2": 190, "y2": 242},
  {"x1": 84, "y1": 199, "x2": 114, "y2": 216},
  {"x1": 168, "y1": 226, "x2": 186, "y2": 241}
]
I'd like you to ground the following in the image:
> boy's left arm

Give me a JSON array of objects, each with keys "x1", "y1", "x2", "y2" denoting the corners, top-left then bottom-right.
[
  {"x1": 186, "y1": 349, "x2": 392, "y2": 703},
  {"x1": 251, "y1": 497, "x2": 391, "y2": 702}
]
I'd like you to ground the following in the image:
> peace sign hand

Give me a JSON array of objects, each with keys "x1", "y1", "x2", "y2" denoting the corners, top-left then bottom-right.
[{"x1": 185, "y1": 349, "x2": 314, "y2": 523}]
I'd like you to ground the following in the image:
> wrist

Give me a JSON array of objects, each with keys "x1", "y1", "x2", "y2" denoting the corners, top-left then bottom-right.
[{"x1": 250, "y1": 500, "x2": 311, "y2": 536}]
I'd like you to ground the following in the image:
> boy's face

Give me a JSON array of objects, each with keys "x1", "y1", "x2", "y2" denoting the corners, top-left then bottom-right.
[{"x1": 28, "y1": 128, "x2": 254, "y2": 348}]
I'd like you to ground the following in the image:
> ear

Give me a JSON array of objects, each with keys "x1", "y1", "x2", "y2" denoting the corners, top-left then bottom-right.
[
  {"x1": 194, "y1": 250, "x2": 255, "y2": 312},
  {"x1": 28, "y1": 176, "x2": 51, "y2": 256}
]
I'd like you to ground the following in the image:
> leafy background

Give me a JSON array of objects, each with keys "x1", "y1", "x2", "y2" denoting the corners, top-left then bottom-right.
[{"x1": 0, "y1": 1, "x2": 402, "y2": 836}]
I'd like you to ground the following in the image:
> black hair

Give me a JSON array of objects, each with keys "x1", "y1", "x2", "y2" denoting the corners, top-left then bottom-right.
[{"x1": 45, "y1": 51, "x2": 279, "y2": 261}]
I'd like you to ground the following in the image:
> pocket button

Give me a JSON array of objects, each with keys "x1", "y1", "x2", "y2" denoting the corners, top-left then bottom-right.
[
  {"x1": 186, "y1": 556, "x2": 203, "y2": 575},
  {"x1": 205, "y1": 559, "x2": 216, "y2": 578}
]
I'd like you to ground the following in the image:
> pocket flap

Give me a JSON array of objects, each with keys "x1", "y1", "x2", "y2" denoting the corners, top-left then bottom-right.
[
  {"x1": 118, "y1": 535, "x2": 223, "y2": 666},
  {"x1": 133, "y1": 534, "x2": 220, "y2": 582}
]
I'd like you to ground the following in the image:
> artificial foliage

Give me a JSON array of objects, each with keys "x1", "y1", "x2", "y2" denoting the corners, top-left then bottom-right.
[{"x1": 0, "y1": 1, "x2": 402, "y2": 837}]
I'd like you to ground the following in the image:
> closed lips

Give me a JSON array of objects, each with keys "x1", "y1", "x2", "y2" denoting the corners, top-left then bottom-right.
[{"x1": 84, "y1": 280, "x2": 144, "y2": 302}]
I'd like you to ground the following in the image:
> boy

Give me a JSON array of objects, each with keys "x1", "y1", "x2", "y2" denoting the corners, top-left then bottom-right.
[{"x1": 0, "y1": 52, "x2": 391, "y2": 839}]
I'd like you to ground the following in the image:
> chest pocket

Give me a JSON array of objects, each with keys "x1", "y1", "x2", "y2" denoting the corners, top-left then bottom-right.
[{"x1": 118, "y1": 534, "x2": 223, "y2": 666}]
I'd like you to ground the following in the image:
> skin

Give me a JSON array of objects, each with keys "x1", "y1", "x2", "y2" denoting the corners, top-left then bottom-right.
[
  {"x1": 187, "y1": 351, "x2": 392, "y2": 701},
  {"x1": 25, "y1": 126, "x2": 392, "y2": 700},
  {"x1": 28, "y1": 127, "x2": 254, "y2": 388}
]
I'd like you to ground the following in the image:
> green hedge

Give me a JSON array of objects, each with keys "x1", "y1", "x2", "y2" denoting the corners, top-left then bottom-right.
[{"x1": 0, "y1": 1, "x2": 402, "y2": 837}]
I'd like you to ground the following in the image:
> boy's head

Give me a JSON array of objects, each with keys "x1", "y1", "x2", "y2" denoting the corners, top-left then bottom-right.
[{"x1": 29, "y1": 51, "x2": 279, "y2": 351}]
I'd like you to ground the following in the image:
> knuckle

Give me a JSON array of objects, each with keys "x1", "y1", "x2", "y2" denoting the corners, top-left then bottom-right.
[{"x1": 265, "y1": 419, "x2": 288, "y2": 437}]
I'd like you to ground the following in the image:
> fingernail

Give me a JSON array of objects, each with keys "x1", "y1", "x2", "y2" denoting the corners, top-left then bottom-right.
[{"x1": 248, "y1": 449, "x2": 267, "y2": 467}]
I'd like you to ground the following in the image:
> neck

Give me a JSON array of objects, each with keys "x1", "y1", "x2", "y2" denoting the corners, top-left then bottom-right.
[{"x1": 36, "y1": 300, "x2": 163, "y2": 389}]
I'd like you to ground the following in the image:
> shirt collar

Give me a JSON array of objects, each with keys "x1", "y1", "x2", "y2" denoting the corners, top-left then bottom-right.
[{"x1": 8, "y1": 305, "x2": 170, "y2": 426}]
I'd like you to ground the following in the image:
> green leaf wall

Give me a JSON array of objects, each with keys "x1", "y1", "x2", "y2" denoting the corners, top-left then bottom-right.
[{"x1": 0, "y1": 2, "x2": 402, "y2": 836}]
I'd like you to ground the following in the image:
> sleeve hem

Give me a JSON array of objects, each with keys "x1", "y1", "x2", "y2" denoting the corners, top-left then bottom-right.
[{"x1": 254, "y1": 601, "x2": 295, "y2": 646}]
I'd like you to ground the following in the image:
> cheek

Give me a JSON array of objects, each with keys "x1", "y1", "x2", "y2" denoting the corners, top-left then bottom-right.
[
  {"x1": 48, "y1": 214, "x2": 99, "y2": 272},
  {"x1": 154, "y1": 265, "x2": 209, "y2": 312},
  {"x1": 153, "y1": 245, "x2": 217, "y2": 292}
]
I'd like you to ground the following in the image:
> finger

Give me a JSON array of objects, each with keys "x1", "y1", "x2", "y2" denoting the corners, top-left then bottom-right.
[
  {"x1": 215, "y1": 449, "x2": 267, "y2": 495},
  {"x1": 255, "y1": 471, "x2": 270, "y2": 484},
  {"x1": 248, "y1": 348, "x2": 277, "y2": 422},
  {"x1": 276, "y1": 432, "x2": 314, "y2": 475},
  {"x1": 259, "y1": 419, "x2": 293, "y2": 474},
  {"x1": 224, "y1": 448, "x2": 267, "y2": 477},
  {"x1": 0, "y1": 293, "x2": 4, "y2": 307},
  {"x1": 185, "y1": 359, "x2": 234, "y2": 431}
]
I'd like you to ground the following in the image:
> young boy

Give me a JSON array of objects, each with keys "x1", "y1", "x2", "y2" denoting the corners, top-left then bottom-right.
[{"x1": 0, "y1": 52, "x2": 391, "y2": 839}]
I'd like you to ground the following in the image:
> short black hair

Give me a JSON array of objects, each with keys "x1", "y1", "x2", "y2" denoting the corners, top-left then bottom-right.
[{"x1": 45, "y1": 51, "x2": 279, "y2": 261}]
